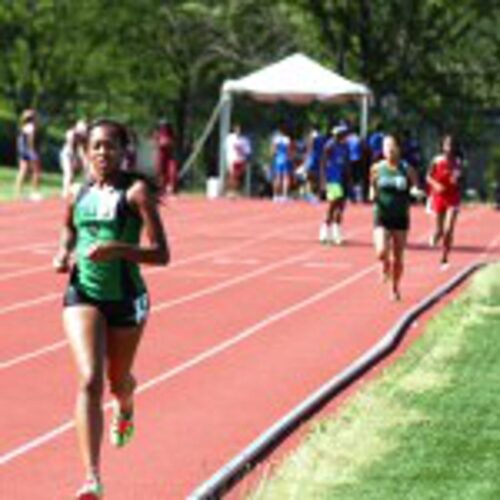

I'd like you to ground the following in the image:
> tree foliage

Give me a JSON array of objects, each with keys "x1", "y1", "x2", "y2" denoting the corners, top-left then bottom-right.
[{"x1": 0, "y1": 0, "x2": 498, "y2": 152}]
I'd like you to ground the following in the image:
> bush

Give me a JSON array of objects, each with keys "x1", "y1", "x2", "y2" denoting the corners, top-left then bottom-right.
[{"x1": 485, "y1": 145, "x2": 500, "y2": 199}]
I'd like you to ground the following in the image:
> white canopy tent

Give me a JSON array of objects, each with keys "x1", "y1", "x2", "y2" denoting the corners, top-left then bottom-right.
[{"x1": 218, "y1": 53, "x2": 372, "y2": 187}]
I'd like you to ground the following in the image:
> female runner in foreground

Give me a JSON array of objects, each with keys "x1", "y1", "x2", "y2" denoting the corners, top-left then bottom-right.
[
  {"x1": 426, "y1": 134, "x2": 462, "y2": 268},
  {"x1": 370, "y1": 134, "x2": 423, "y2": 301},
  {"x1": 53, "y1": 119, "x2": 169, "y2": 499}
]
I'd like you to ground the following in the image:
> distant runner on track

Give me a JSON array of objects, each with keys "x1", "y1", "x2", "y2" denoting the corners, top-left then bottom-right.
[
  {"x1": 370, "y1": 134, "x2": 424, "y2": 301},
  {"x1": 53, "y1": 119, "x2": 169, "y2": 499},
  {"x1": 426, "y1": 134, "x2": 462, "y2": 268},
  {"x1": 319, "y1": 124, "x2": 351, "y2": 245}
]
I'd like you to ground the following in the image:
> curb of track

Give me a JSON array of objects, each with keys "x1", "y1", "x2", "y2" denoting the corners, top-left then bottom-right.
[{"x1": 187, "y1": 261, "x2": 486, "y2": 500}]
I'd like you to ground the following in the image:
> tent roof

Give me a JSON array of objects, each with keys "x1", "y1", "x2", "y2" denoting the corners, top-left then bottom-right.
[{"x1": 222, "y1": 53, "x2": 371, "y2": 105}]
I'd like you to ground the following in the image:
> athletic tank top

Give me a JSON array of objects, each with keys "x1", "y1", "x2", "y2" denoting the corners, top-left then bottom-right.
[
  {"x1": 429, "y1": 155, "x2": 461, "y2": 200},
  {"x1": 72, "y1": 178, "x2": 146, "y2": 301},
  {"x1": 324, "y1": 139, "x2": 349, "y2": 183},
  {"x1": 273, "y1": 133, "x2": 290, "y2": 166},
  {"x1": 374, "y1": 160, "x2": 410, "y2": 221}
]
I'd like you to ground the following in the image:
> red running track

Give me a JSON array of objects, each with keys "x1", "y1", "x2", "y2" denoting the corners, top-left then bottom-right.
[{"x1": 0, "y1": 196, "x2": 498, "y2": 499}]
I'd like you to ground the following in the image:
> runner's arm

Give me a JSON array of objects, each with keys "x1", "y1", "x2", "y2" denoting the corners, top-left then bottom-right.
[
  {"x1": 426, "y1": 159, "x2": 444, "y2": 193},
  {"x1": 53, "y1": 194, "x2": 77, "y2": 273},
  {"x1": 368, "y1": 162, "x2": 379, "y2": 201},
  {"x1": 408, "y1": 165, "x2": 425, "y2": 199},
  {"x1": 87, "y1": 180, "x2": 169, "y2": 265}
]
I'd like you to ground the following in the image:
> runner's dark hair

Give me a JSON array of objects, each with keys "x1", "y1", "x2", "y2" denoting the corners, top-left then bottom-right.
[{"x1": 87, "y1": 118, "x2": 161, "y2": 200}]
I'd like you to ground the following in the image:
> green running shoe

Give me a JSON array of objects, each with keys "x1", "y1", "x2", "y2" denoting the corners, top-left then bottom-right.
[{"x1": 110, "y1": 406, "x2": 135, "y2": 448}]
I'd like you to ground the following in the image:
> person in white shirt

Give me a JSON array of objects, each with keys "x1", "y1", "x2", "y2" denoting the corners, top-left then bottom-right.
[
  {"x1": 60, "y1": 120, "x2": 88, "y2": 198},
  {"x1": 225, "y1": 124, "x2": 249, "y2": 196}
]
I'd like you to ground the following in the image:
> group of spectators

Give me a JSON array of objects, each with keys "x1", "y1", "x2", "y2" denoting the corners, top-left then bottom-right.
[
  {"x1": 13, "y1": 110, "x2": 179, "y2": 200},
  {"x1": 223, "y1": 119, "x2": 423, "y2": 203}
]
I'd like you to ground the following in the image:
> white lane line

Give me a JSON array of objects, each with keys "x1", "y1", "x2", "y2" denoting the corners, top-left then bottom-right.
[
  {"x1": 150, "y1": 250, "x2": 315, "y2": 314},
  {"x1": 303, "y1": 261, "x2": 351, "y2": 269},
  {"x1": 0, "y1": 205, "x2": 285, "y2": 258},
  {"x1": 276, "y1": 276, "x2": 338, "y2": 284},
  {"x1": 0, "y1": 261, "x2": 377, "y2": 466},
  {"x1": 0, "y1": 249, "x2": 316, "y2": 370},
  {"x1": 0, "y1": 241, "x2": 58, "y2": 256},
  {"x1": 169, "y1": 271, "x2": 229, "y2": 279},
  {"x1": 0, "y1": 225, "x2": 371, "y2": 370},
  {"x1": 1, "y1": 223, "x2": 497, "y2": 465},
  {"x1": 212, "y1": 258, "x2": 260, "y2": 266},
  {"x1": 0, "y1": 218, "x2": 321, "y2": 315},
  {"x1": 0, "y1": 293, "x2": 60, "y2": 316},
  {"x1": 0, "y1": 210, "x2": 308, "y2": 281},
  {"x1": 0, "y1": 341, "x2": 68, "y2": 370},
  {"x1": 0, "y1": 265, "x2": 53, "y2": 282}
]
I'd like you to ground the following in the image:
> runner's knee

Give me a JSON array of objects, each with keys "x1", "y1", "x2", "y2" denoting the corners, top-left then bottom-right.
[
  {"x1": 79, "y1": 371, "x2": 104, "y2": 400},
  {"x1": 109, "y1": 373, "x2": 136, "y2": 398}
]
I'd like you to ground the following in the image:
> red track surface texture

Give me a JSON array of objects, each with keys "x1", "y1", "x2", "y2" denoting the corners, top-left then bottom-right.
[{"x1": 0, "y1": 197, "x2": 498, "y2": 499}]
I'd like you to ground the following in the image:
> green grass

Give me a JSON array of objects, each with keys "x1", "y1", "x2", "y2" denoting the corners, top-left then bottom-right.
[
  {"x1": 249, "y1": 264, "x2": 500, "y2": 500},
  {"x1": 0, "y1": 165, "x2": 63, "y2": 201}
]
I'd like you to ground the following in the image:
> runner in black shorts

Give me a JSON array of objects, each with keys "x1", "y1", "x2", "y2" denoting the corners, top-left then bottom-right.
[
  {"x1": 370, "y1": 134, "x2": 423, "y2": 301},
  {"x1": 53, "y1": 119, "x2": 169, "y2": 499}
]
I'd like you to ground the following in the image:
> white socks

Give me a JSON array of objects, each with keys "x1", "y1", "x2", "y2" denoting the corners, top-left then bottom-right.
[{"x1": 319, "y1": 223, "x2": 343, "y2": 245}]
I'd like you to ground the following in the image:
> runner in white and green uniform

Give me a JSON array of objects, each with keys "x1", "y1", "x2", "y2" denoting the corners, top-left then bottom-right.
[
  {"x1": 53, "y1": 119, "x2": 169, "y2": 500},
  {"x1": 65, "y1": 178, "x2": 149, "y2": 326},
  {"x1": 371, "y1": 135, "x2": 422, "y2": 301},
  {"x1": 373, "y1": 159, "x2": 411, "y2": 231}
]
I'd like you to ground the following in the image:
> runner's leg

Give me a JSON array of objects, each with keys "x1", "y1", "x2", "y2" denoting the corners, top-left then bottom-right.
[{"x1": 64, "y1": 306, "x2": 107, "y2": 480}]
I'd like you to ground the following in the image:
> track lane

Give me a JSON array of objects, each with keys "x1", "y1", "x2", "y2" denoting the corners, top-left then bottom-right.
[{"x1": 0, "y1": 202, "x2": 497, "y2": 499}]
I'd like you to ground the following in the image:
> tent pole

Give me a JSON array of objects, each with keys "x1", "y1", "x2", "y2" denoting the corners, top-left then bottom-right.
[
  {"x1": 360, "y1": 95, "x2": 369, "y2": 138},
  {"x1": 218, "y1": 91, "x2": 232, "y2": 194}
]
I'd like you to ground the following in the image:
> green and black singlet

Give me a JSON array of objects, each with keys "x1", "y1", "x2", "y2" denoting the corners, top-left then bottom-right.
[
  {"x1": 373, "y1": 160, "x2": 411, "y2": 231},
  {"x1": 70, "y1": 177, "x2": 146, "y2": 301}
]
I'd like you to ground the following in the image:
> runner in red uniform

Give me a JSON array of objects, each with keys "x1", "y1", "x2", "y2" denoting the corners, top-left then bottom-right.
[{"x1": 426, "y1": 135, "x2": 462, "y2": 267}]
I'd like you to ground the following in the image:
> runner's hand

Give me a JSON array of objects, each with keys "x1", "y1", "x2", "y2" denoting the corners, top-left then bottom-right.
[
  {"x1": 86, "y1": 242, "x2": 126, "y2": 262},
  {"x1": 52, "y1": 252, "x2": 70, "y2": 273},
  {"x1": 410, "y1": 186, "x2": 426, "y2": 200}
]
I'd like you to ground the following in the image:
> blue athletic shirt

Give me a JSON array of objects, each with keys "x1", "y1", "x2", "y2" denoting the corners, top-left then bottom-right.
[
  {"x1": 308, "y1": 132, "x2": 326, "y2": 172},
  {"x1": 368, "y1": 131, "x2": 384, "y2": 157},
  {"x1": 347, "y1": 133, "x2": 363, "y2": 162},
  {"x1": 324, "y1": 138, "x2": 350, "y2": 183},
  {"x1": 272, "y1": 133, "x2": 290, "y2": 167}
]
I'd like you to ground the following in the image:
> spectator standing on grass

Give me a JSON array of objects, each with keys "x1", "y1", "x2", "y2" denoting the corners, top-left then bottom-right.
[
  {"x1": 154, "y1": 119, "x2": 178, "y2": 195},
  {"x1": 60, "y1": 120, "x2": 88, "y2": 198},
  {"x1": 14, "y1": 108, "x2": 43, "y2": 200},
  {"x1": 53, "y1": 119, "x2": 169, "y2": 499},
  {"x1": 370, "y1": 134, "x2": 424, "y2": 301},
  {"x1": 270, "y1": 123, "x2": 293, "y2": 202},
  {"x1": 225, "y1": 123, "x2": 249, "y2": 197}
]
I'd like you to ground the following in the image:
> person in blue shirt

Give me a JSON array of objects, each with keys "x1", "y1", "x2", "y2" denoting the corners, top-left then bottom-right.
[
  {"x1": 346, "y1": 126, "x2": 364, "y2": 202},
  {"x1": 368, "y1": 124, "x2": 384, "y2": 163},
  {"x1": 303, "y1": 124, "x2": 326, "y2": 201},
  {"x1": 319, "y1": 125, "x2": 351, "y2": 245},
  {"x1": 270, "y1": 123, "x2": 293, "y2": 202}
]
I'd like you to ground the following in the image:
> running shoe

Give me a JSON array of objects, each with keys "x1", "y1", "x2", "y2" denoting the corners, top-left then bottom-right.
[
  {"x1": 332, "y1": 224, "x2": 343, "y2": 245},
  {"x1": 319, "y1": 223, "x2": 330, "y2": 244},
  {"x1": 110, "y1": 406, "x2": 135, "y2": 448},
  {"x1": 76, "y1": 477, "x2": 103, "y2": 499},
  {"x1": 440, "y1": 259, "x2": 450, "y2": 271}
]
